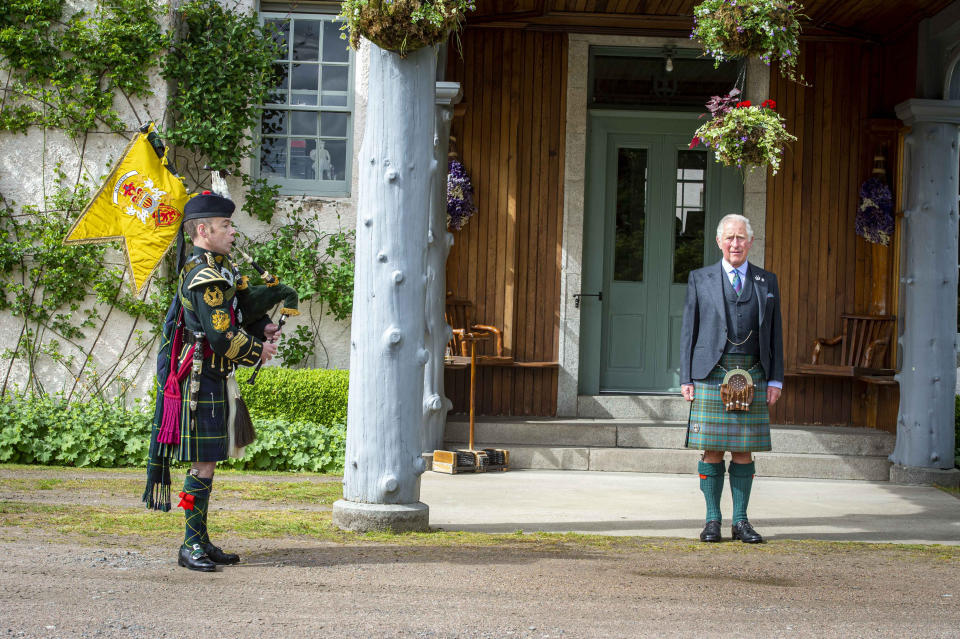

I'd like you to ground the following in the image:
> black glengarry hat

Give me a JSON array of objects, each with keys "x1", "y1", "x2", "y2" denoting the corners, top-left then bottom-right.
[{"x1": 183, "y1": 190, "x2": 235, "y2": 221}]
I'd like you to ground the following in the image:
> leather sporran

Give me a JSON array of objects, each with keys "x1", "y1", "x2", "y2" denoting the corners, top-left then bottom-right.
[{"x1": 719, "y1": 369, "x2": 754, "y2": 412}]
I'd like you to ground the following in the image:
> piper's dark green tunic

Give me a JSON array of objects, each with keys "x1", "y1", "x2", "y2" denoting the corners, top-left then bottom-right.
[{"x1": 174, "y1": 248, "x2": 269, "y2": 462}]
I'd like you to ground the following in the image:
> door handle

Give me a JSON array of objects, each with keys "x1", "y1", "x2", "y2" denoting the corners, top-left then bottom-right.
[{"x1": 573, "y1": 292, "x2": 602, "y2": 308}]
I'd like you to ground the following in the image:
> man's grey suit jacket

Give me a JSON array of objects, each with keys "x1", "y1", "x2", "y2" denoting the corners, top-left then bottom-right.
[{"x1": 679, "y1": 261, "x2": 784, "y2": 385}]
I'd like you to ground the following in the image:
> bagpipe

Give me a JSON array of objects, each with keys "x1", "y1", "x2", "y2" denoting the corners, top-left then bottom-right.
[{"x1": 231, "y1": 245, "x2": 299, "y2": 385}]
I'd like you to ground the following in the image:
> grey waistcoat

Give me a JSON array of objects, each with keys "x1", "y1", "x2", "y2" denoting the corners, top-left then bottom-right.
[{"x1": 722, "y1": 270, "x2": 761, "y2": 356}]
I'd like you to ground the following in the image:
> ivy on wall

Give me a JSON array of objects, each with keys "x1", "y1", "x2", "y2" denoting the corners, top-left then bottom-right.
[
  {"x1": 0, "y1": 0, "x2": 165, "y2": 136},
  {"x1": 0, "y1": 0, "x2": 355, "y2": 400},
  {"x1": 161, "y1": 0, "x2": 276, "y2": 180}
]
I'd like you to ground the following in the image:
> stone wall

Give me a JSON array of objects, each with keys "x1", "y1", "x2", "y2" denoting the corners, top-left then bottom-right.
[{"x1": 0, "y1": 0, "x2": 363, "y2": 401}]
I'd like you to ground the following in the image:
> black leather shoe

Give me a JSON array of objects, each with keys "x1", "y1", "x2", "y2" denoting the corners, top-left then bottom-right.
[
  {"x1": 699, "y1": 520, "x2": 722, "y2": 542},
  {"x1": 201, "y1": 542, "x2": 240, "y2": 565},
  {"x1": 178, "y1": 544, "x2": 217, "y2": 572},
  {"x1": 731, "y1": 519, "x2": 764, "y2": 543}
]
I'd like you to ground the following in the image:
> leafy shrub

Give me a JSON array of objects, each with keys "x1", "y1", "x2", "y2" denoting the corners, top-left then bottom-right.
[
  {"x1": 0, "y1": 367, "x2": 350, "y2": 471},
  {"x1": 220, "y1": 418, "x2": 345, "y2": 474},
  {"x1": 0, "y1": 395, "x2": 150, "y2": 467},
  {"x1": 236, "y1": 367, "x2": 349, "y2": 426}
]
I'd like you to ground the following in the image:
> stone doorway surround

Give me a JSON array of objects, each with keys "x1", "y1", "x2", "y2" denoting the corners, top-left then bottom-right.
[{"x1": 557, "y1": 35, "x2": 771, "y2": 416}]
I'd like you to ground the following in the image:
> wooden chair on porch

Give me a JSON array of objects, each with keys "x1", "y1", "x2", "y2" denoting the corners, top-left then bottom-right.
[
  {"x1": 444, "y1": 292, "x2": 514, "y2": 366},
  {"x1": 792, "y1": 313, "x2": 897, "y2": 429},
  {"x1": 793, "y1": 313, "x2": 896, "y2": 380}
]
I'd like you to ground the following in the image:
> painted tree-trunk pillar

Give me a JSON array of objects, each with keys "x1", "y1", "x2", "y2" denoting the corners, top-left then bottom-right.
[
  {"x1": 332, "y1": 43, "x2": 439, "y2": 531},
  {"x1": 422, "y1": 81, "x2": 461, "y2": 453},
  {"x1": 890, "y1": 99, "x2": 960, "y2": 486}
]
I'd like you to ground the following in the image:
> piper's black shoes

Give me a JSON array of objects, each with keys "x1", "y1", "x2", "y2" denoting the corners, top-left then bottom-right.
[
  {"x1": 699, "y1": 520, "x2": 722, "y2": 542},
  {"x1": 731, "y1": 519, "x2": 764, "y2": 543},
  {"x1": 201, "y1": 542, "x2": 240, "y2": 565},
  {"x1": 178, "y1": 544, "x2": 217, "y2": 572}
]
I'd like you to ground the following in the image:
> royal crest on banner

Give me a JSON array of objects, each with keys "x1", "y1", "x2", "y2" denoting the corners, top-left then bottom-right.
[{"x1": 64, "y1": 123, "x2": 192, "y2": 293}]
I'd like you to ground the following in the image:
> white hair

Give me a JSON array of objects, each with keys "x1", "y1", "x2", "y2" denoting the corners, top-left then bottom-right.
[{"x1": 716, "y1": 214, "x2": 754, "y2": 240}]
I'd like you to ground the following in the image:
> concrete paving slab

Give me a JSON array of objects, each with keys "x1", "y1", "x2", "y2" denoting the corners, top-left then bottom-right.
[{"x1": 420, "y1": 469, "x2": 960, "y2": 545}]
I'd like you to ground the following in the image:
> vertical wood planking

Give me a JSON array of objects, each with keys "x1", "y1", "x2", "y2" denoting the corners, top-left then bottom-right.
[
  {"x1": 768, "y1": 39, "x2": 891, "y2": 426},
  {"x1": 445, "y1": 28, "x2": 566, "y2": 415}
]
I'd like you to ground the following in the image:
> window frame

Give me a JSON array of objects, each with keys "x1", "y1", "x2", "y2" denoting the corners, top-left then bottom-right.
[{"x1": 255, "y1": 10, "x2": 355, "y2": 198}]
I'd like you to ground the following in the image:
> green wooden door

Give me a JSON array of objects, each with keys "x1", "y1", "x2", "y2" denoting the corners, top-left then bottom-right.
[{"x1": 579, "y1": 112, "x2": 743, "y2": 393}]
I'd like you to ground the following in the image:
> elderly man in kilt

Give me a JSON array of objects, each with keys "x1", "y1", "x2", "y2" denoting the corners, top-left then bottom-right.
[
  {"x1": 680, "y1": 214, "x2": 783, "y2": 544},
  {"x1": 143, "y1": 192, "x2": 279, "y2": 572}
]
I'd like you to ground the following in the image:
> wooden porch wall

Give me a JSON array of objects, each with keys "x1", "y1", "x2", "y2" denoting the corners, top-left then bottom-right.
[
  {"x1": 444, "y1": 28, "x2": 567, "y2": 416},
  {"x1": 767, "y1": 40, "x2": 899, "y2": 429}
]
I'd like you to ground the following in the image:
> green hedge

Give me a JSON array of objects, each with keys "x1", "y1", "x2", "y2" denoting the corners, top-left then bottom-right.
[
  {"x1": 236, "y1": 366, "x2": 348, "y2": 425},
  {"x1": 0, "y1": 367, "x2": 349, "y2": 472}
]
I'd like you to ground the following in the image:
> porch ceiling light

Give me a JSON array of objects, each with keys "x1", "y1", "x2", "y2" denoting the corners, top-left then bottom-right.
[{"x1": 663, "y1": 46, "x2": 675, "y2": 73}]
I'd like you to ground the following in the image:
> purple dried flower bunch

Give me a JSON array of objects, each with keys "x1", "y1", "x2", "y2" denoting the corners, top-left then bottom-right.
[
  {"x1": 855, "y1": 177, "x2": 894, "y2": 246},
  {"x1": 447, "y1": 158, "x2": 476, "y2": 231},
  {"x1": 692, "y1": 0, "x2": 805, "y2": 83}
]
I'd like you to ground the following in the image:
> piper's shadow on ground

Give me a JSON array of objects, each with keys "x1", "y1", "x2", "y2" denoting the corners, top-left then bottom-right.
[{"x1": 239, "y1": 544, "x2": 610, "y2": 569}]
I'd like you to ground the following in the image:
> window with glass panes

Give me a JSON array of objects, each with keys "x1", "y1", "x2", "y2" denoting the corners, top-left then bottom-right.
[{"x1": 259, "y1": 12, "x2": 353, "y2": 196}]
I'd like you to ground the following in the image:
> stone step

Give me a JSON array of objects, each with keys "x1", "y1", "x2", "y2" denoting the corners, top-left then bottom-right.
[
  {"x1": 577, "y1": 395, "x2": 690, "y2": 420},
  {"x1": 445, "y1": 418, "x2": 896, "y2": 457},
  {"x1": 437, "y1": 443, "x2": 893, "y2": 481}
]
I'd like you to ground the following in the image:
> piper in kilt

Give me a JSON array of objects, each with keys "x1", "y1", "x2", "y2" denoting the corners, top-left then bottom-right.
[
  {"x1": 680, "y1": 214, "x2": 784, "y2": 544},
  {"x1": 143, "y1": 191, "x2": 280, "y2": 572}
]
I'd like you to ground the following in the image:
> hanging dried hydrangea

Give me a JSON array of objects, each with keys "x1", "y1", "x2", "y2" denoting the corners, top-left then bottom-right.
[
  {"x1": 447, "y1": 158, "x2": 476, "y2": 231},
  {"x1": 855, "y1": 177, "x2": 894, "y2": 246}
]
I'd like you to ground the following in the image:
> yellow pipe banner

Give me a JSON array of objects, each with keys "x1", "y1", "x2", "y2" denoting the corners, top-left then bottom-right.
[{"x1": 64, "y1": 125, "x2": 192, "y2": 294}]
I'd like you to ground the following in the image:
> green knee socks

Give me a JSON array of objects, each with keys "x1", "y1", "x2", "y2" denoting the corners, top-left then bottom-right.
[
  {"x1": 181, "y1": 473, "x2": 212, "y2": 549},
  {"x1": 698, "y1": 460, "x2": 725, "y2": 523},
  {"x1": 201, "y1": 478, "x2": 214, "y2": 546},
  {"x1": 728, "y1": 461, "x2": 755, "y2": 524}
]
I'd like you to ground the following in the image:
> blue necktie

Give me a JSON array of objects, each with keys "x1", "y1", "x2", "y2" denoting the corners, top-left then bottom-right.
[{"x1": 732, "y1": 270, "x2": 742, "y2": 296}]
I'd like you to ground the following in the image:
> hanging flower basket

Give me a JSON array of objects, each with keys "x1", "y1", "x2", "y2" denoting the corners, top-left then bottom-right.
[
  {"x1": 339, "y1": 0, "x2": 475, "y2": 56},
  {"x1": 447, "y1": 157, "x2": 476, "y2": 231},
  {"x1": 692, "y1": 0, "x2": 804, "y2": 82},
  {"x1": 690, "y1": 90, "x2": 796, "y2": 174},
  {"x1": 855, "y1": 177, "x2": 894, "y2": 246}
]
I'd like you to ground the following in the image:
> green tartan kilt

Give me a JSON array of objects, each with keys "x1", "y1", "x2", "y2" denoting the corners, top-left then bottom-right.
[
  {"x1": 175, "y1": 369, "x2": 229, "y2": 463},
  {"x1": 685, "y1": 353, "x2": 772, "y2": 452}
]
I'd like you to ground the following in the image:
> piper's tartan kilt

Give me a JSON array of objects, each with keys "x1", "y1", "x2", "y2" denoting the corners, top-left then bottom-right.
[
  {"x1": 685, "y1": 353, "x2": 772, "y2": 452},
  {"x1": 176, "y1": 366, "x2": 230, "y2": 463}
]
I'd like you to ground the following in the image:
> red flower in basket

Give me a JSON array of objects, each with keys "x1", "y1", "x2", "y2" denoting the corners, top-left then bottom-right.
[
  {"x1": 762, "y1": 99, "x2": 777, "y2": 109},
  {"x1": 689, "y1": 137, "x2": 701, "y2": 149},
  {"x1": 735, "y1": 100, "x2": 752, "y2": 108}
]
